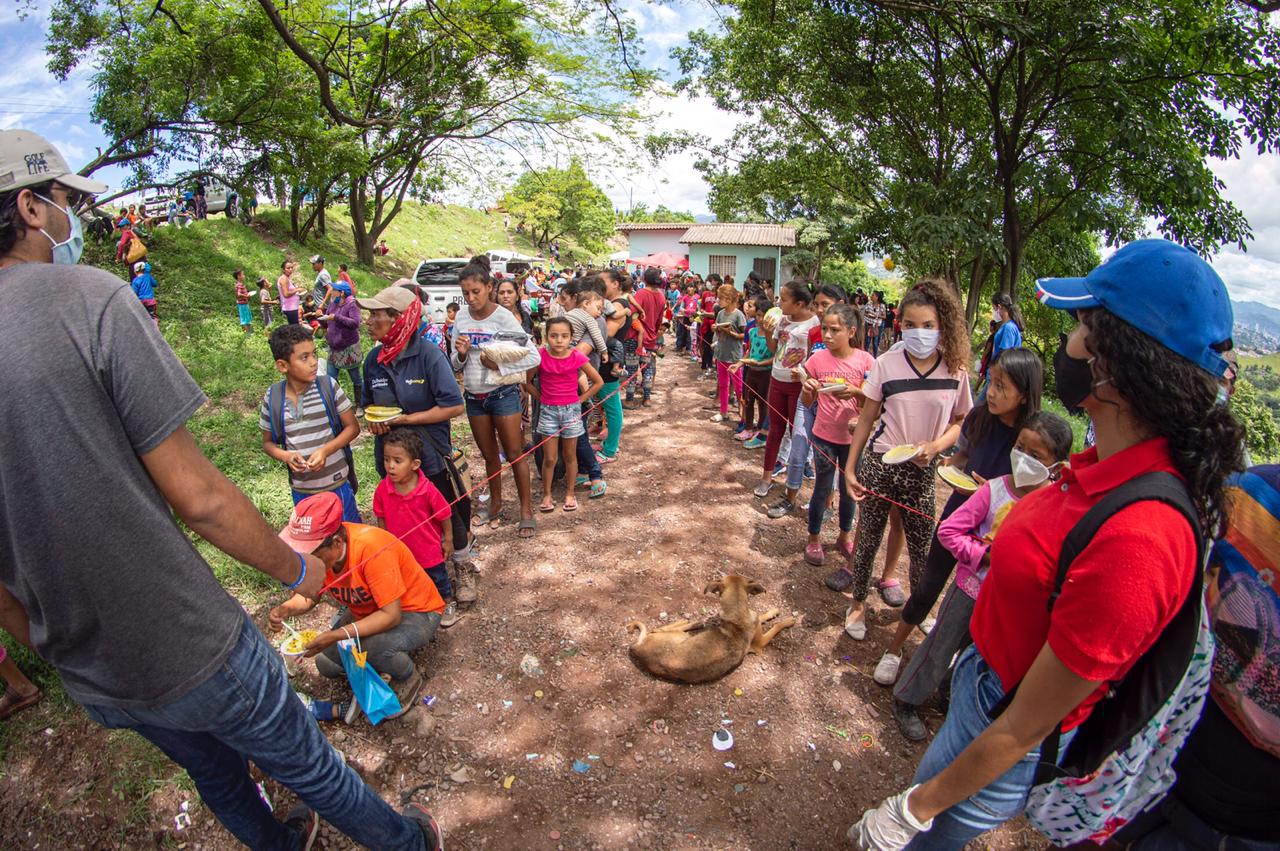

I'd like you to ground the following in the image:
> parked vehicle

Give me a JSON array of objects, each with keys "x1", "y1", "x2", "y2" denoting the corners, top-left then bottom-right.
[
  {"x1": 142, "y1": 175, "x2": 240, "y2": 221},
  {"x1": 411, "y1": 258, "x2": 470, "y2": 320}
]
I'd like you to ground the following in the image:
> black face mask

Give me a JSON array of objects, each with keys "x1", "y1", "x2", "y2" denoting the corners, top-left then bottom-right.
[{"x1": 1053, "y1": 335, "x2": 1095, "y2": 415}]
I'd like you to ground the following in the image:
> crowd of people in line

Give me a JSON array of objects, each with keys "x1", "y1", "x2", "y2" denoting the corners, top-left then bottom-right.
[{"x1": 0, "y1": 130, "x2": 1276, "y2": 851}]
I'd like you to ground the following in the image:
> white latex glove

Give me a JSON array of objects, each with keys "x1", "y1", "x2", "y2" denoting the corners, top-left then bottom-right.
[{"x1": 847, "y1": 785, "x2": 933, "y2": 850}]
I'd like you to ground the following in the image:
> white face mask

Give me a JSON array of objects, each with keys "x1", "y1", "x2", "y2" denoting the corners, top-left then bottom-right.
[
  {"x1": 991, "y1": 307, "x2": 1001, "y2": 322},
  {"x1": 902, "y1": 328, "x2": 940, "y2": 359},
  {"x1": 1010, "y1": 448, "x2": 1056, "y2": 488},
  {"x1": 35, "y1": 194, "x2": 84, "y2": 266}
]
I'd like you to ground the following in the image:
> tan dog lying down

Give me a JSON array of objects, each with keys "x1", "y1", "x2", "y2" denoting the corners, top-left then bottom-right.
[{"x1": 626, "y1": 575, "x2": 796, "y2": 684}]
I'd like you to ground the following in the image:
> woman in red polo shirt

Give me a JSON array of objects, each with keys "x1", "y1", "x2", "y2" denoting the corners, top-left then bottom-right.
[{"x1": 849, "y1": 240, "x2": 1245, "y2": 850}]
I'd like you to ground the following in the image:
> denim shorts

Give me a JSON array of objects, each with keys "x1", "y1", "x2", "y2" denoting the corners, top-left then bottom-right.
[
  {"x1": 465, "y1": 383, "x2": 521, "y2": 417},
  {"x1": 537, "y1": 402, "x2": 585, "y2": 438}
]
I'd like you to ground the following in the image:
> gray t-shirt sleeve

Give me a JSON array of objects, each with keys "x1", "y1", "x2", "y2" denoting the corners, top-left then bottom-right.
[{"x1": 98, "y1": 288, "x2": 207, "y2": 454}]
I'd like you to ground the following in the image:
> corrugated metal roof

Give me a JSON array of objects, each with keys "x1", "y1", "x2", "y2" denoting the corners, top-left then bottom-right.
[
  {"x1": 679, "y1": 223, "x2": 797, "y2": 247},
  {"x1": 615, "y1": 222, "x2": 697, "y2": 231}
]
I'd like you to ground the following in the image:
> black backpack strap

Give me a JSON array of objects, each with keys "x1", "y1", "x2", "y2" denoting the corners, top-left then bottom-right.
[
  {"x1": 313, "y1": 374, "x2": 359, "y2": 493},
  {"x1": 1048, "y1": 471, "x2": 1199, "y2": 613},
  {"x1": 268, "y1": 379, "x2": 287, "y2": 447}
]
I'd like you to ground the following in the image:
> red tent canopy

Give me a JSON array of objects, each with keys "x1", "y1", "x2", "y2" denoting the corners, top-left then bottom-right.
[{"x1": 629, "y1": 251, "x2": 689, "y2": 270}]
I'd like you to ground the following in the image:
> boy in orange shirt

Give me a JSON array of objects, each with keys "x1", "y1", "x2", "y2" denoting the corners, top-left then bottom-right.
[{"x1": 270, "y1": 492, "x2": 445, "y2": 715}]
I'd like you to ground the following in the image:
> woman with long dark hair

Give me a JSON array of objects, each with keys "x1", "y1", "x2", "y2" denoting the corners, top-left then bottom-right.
[
  {"x1": 977, "y1": 292, "x2": 1025, "y2": 401},
  {"x1": 850, "y1": 240, "x2": 1243, "y2": 850}
]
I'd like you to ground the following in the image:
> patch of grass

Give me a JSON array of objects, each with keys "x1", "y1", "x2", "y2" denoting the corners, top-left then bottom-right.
[
  {"x1": 0, "y1": 635, "x2": 71, "y2": 763},
  {"x1": 1242, "y1": 352, "x2": 1280, "y2": 371},
  {"x1": 105, "y1": 730, "x2": 193, "y2": 838}
]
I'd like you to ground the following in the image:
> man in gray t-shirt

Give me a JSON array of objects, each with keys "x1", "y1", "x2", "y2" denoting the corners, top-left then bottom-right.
[
  {"x1": 310, "y1": 254, "x2": 333, "y2": 307},
  {"x1": 0, "y1": 129, "x2": 440, "y2": 849}
]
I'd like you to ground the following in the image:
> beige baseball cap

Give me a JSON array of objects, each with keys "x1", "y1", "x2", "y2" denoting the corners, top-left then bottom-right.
[
  {"x1": 0, "y1": 129, "x2": 108, "y2": 196},
  {"x1": 356, "y1": 285, "x2": 418, "y2": 312}
]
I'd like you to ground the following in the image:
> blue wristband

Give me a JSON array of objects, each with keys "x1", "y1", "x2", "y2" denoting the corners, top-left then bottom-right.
[{"x1": 285, "y1": 552, "x2": 307, "y2": 590}]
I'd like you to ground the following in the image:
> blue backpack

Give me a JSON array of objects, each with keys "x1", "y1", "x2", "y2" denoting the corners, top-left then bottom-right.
[{"x1": 266, "y1": 376, "x2": 358, "y2": 493}]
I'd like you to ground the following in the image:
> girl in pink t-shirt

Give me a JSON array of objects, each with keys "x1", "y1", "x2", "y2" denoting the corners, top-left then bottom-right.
[
  {"x1": 828, "y1": 279, "x2": 973, "y2": 641},
  {"x1": 798, "y1": 304, "x2": 875, "y2": 566},
  {"x1": 527, "y1": 317, "x2": 603, "y2": 512}
]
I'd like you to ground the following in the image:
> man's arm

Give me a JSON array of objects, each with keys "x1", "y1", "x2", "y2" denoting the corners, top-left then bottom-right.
[{"x1": 142, "y1": 427, "x2": 325, "y2": 598}]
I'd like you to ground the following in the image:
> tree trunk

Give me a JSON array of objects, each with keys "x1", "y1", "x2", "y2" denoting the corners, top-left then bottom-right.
[
  {"x1": 349, "y1": 178, "x2": 375, "y2": 265},
  {"x1": 964, "y1": 255, "x2": 993, "y2": 329},
  {"x1": 316, "y1": 195, "x2": 327, "y2": 236}
]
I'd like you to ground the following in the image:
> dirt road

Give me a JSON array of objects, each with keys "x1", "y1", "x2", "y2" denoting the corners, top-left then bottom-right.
[{"x1": 0, "y1": 354, "x2": 1037, "y2": 850}]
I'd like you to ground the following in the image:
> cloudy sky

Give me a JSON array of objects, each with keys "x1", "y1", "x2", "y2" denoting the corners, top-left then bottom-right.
[{"x1": 3, "y1": 1, "x2": 1279, "y2": 308}]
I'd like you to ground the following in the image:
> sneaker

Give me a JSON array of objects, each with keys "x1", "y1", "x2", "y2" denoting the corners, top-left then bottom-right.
[
  {"x1": 453, "y1": 560, "x2": 479, "y2": 604},
  {"x1": 766, "y1": 498, "x2": 795, "y2": 519},
  {"x1": 893, "y1": 699, "x2": 927, "y2": 742},
  {"x1": 440, "y1": 600, "x2": 462, "y2": 628},
  {"x1": 343, "y1": 696, "x2": 362, "y2": 725},
  {"x1": 401, "y1": 802, "x2": 445, "y2": 851},
  {"x1": 283, "y1": 804, "x2": 320, "y2": 851},
  {"x1": 710, "y1": 413, "x2": 724, "y2": 423},
  {"x1": 824, "y1": 566, "x2": 856, "y2": 592},
  {"x1": 595, "y1": 451, "x2": 617, "y2": 464},
  {"x1": 733, "y1": 422, "x2": 747, "y2": 435},
  {"x1": 920, "y1": 617, "x2": 937, "y2": 635},
  {"x1": 390, "y1": 668, "x2": 425, "y2": 717},
  {"x1": 803, "y1": 462, "x2": 815, "y2": 480},
  {"x1": 843, "y1": 607, "x2": 867, "y2": 640},
  {"x1": 873, "y1": 652, "x2": 902, "y2": 685},
  {"x1": 771, "y1": 462, "x2": 785, "y2": 479},
  {"x1": 743, "y1": 435, "x2": 767, "y2": 450},
  {"x1": 355, "y1": 407, "x2": 365, "y2": 419},
  {"x1": 804, "y1": 543, "x2": 825, "y2": 566},
  {"x1": 752, "y1": 481, "x2": 773, "y2": 499}
]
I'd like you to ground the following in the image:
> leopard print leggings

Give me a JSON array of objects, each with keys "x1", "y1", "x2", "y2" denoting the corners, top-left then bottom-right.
[{"x1": 846, "y1": 449, "x2": 939, "y2": 602}]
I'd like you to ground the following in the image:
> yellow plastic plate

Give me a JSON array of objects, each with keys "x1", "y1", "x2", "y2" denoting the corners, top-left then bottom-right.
[
  {"x1": 937, "y1": 465, "x2": 979, "y2": 493},
  {"x1": 882, "y1": 444, "x2": 921, "y2": 464}
]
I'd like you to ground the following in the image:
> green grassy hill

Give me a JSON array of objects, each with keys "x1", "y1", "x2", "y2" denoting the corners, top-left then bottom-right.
[{"x1": 78, "y1": 202, "x2": 530, "y2": 604}]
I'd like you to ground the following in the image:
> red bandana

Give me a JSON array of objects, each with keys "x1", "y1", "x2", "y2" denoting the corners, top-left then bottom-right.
[{"x1": 376, "y1": 296, "x2": 422, "y2": 365}]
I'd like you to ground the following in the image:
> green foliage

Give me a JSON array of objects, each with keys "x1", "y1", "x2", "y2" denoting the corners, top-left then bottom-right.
[
  {"x1": 619, "y1": 204, "x2": 697, "y2": 223},
  {"x1": 819, "y1": 258, "x2": 878, "y2": 296},
  {"x1": 49, "y1": 0, "x2": 651, "y2": 262},
  {"x1": 1232, "y1": 378, "x2": 1280, "y2": 462},
  {"x1": 672, "y1": 0, "x2": 1280, "y2": 322},
  {"x1": 503, "y1": 159, "x2": 616, "y2": 253},
  {"x1": 1242, "y1": 364, "x2": 1280, "y2": 393}
]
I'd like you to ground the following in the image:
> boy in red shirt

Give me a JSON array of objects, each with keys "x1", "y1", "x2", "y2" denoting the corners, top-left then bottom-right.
[{"x1": 372, "y1": 429, "x2": 460, "y2": 628}]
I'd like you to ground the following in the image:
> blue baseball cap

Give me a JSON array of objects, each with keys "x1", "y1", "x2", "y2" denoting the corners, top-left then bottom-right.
[{"x1": 1035, "y1": 239, "x2": 1233, "y2": 377}]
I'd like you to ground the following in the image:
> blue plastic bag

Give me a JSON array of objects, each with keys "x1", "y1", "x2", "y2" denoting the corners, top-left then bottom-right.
[{"x1": 337, "y1": 627, "x2": 401, "y2": 726}]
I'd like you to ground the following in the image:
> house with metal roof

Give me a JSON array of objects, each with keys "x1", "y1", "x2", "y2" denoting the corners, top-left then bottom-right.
[
  {"x1": 615, "y1": 221, "x2": 797, "y2": 287},
  {"x1": 680, "y1": 223, "x2": 796, "y2": 287}
]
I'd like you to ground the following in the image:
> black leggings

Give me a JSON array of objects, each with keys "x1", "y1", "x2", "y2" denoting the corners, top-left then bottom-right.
[
  {"x1": 742, "y1": 367, "x2": 771, "y2": 430},
  {"x1": 901, "y1": 490, "x2": 969, "y2": 625},
  {"x1": 700, "y1": 332, "x2": 714, "y2": 370}
]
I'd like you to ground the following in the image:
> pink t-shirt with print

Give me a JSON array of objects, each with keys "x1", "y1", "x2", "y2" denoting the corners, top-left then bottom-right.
[{"x1": 804, "y1": 348, "x2": 876, "y2": 445}]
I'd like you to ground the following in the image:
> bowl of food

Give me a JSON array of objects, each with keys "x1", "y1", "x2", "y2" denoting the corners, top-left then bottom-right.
[{"x1": 280, "y1": 630, "x2": 319, "y2": 676}]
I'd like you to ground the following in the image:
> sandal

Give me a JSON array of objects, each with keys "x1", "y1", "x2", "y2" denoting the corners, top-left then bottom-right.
[
  {"x1": 539, "y1": 501, "x2": 556, "y2": 513},
  {"x1": 0, "y1": 687, "x2": 42, "y2": 721},
  {"x1": 563, "y1": 498, "x2": 579, "y2": 512},
  {"x1": 824, "y1": 566, "x2": 856, "y2": 592},
  {"x1": 589, "y1": 480, "x2": 607, "y2": 499},
  {"x1": 518, "y1": 518, "x2": 537, "y2": 539},
  {"x1": 878, "y1": 579, "x2": 907, "y2": 608},
  {"x1": 472, "y1": 504, "x2": 494, "y2": 526},
  {"x1": 838, "y1": 539, "x2": 855, "y2": 559},
  {"x1": 844, "y1": 607, "x2": 867, "y2": 641}
]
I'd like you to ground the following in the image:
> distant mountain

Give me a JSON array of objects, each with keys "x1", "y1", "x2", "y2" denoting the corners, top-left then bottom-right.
[
  {"x1": 1234, "y1": 300, "x2": 1280, "y2": 354},
  {"x1": 694, "y1": 214, "x2": 716, "y2": 223}
]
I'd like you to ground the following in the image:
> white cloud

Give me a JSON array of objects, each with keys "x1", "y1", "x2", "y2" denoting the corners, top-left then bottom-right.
[{"x1": 1209, "y1": 146, "x2": 1280, "y2": 309}]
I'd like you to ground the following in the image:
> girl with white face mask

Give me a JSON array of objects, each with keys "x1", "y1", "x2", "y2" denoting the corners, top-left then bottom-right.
[
  {"x1": 826, "y1": 279, "x2": 973, "y2": 642},
  {"x1": 884, "y1": 412, "x2": 1073, "y2": 745}
]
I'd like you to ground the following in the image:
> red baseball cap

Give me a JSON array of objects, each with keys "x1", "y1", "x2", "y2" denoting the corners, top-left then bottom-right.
[{"x1": 278, "y1": 492, "x2": 344, "y2": 552}]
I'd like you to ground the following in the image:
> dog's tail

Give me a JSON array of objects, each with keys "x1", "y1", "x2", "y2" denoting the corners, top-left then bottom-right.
[{"x1": 625, "y1": 620, "x2": 647, "y2": 644}]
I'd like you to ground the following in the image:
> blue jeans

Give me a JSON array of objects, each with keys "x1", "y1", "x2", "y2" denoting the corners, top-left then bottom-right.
[
  {"x1": 785, "y1": 400, "x2": 816, "y2": 490},
  {"x1": 905, "y1": 645, "x2": 1072, "y2": 849},
  {"x1": 808, "y1": 436, "x2": 853, "y2": 534},
  {"x1": 314, "y1": 609, "x2": 441, "y2": 682},
  {"x1": 81, "y1": 612, "x2": 429, "y2": 851},
  {"x1": 293, "y1": 480, "x2": 360, "y2": 522},
  {"x1": 464, "y1": 383, "x2": 521, "y2": 417}
]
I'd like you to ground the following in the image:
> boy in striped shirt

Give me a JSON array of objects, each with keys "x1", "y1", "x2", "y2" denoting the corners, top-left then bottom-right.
[{"x1": 259, "y1": 324, "x2": 362, "y2": 520}]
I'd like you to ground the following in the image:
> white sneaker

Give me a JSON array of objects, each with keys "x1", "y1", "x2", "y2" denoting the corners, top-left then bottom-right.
[
  {"x1": 919, "y1": 617, "x2": 937, "y2": 635},
  {"x1": 844, "y1": 607, "x2": 866, "y2": 640},
  {"x1": 710, "y1": 413, "x2": 724, "y2": 423},
  {"x1": 873, "y1": 652, "x2": 902, "y2": 685}
]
